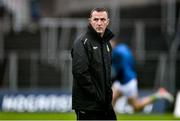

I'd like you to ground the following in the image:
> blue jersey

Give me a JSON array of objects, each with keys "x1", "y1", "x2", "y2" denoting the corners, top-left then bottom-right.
[{"x1": 112, "y1": 44, "x2": 137, "y2": 84}]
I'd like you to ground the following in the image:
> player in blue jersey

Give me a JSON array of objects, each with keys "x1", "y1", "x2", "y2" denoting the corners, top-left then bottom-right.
[{"x1": 110, "y1": 40, "x2": 174, "y2": 112}]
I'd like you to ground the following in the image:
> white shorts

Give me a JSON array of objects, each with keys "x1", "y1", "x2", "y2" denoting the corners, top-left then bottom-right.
[{"x1": 112, "y1": 79, "x2": 138, "y2": 98}]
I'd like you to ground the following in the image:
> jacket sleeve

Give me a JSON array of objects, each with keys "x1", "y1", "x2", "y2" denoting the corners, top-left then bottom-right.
[{"x1": 71, "y1": 39, "x2": 98, "y2": 99}]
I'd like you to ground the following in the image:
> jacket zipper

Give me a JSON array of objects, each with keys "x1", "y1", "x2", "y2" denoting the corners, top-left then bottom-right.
[{"x1": 100, "y1": 41, "x2": 107, "y2": 102}]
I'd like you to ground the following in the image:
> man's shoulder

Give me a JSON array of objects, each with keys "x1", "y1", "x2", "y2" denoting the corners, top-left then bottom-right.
[
  {"x1": 113, "y1": 44, "x2": 129, "y2": 55},
  {"x1": 73, "y1": 32, "x2": 92, "y2": 49},
  {"x1": 73, "y1": 32, "x2": 85, "y2": 43},
  {"x1": 114, "y1": 44, "x2": 131, "y2": 53},
  {"x1": 117, "y1": 43, "x2": 129, "y2": 49}
]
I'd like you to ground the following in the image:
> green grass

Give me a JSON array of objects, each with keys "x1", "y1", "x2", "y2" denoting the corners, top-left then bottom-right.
[
  {"x1": 0, "y1": 112, "x2": 76, "y2": 120},
  {"x1": 116, "y1": 113, "x2": 178, "y2": 120},
  {"x1": 0, "y1": 112, "x2": 179, "y2": 120}
]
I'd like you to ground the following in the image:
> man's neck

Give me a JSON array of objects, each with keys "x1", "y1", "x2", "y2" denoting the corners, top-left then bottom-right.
[{"x1": 98, "y1": 33, "x2": 104, "y2": 38}]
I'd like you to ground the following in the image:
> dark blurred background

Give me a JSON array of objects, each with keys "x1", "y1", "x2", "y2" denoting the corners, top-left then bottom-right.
[{"x1": 0, "y1": 0, "x2": 180, "y2": 112}]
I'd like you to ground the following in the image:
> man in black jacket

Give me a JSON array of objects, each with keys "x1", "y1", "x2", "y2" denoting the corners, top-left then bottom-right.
[{"x1": 71, "y1": 8, "x2": 117, "y2": 120}]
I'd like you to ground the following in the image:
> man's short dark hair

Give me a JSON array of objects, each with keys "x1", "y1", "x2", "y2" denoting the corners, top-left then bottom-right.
[{"x1": 90, "y1": 8, "x2": 109, "y2": 18}]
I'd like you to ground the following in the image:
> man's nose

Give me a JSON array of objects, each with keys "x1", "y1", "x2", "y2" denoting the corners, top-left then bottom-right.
[{"x1": 97, "y1": 20, "x2": 102, "y2": 25}]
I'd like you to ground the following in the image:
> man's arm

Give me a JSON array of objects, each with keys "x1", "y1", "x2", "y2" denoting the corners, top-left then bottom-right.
[{"x1": 71, "y1": 39, "x2": 98, "y2": 99}]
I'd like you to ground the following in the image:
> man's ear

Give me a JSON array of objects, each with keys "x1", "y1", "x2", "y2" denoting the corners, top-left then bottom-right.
[
  {"x1": 107, "y1": 18, "x2": 110, "y2": 25},
  {"x1": 88, "y1": 18, "x2": 91, "y2": 23}
]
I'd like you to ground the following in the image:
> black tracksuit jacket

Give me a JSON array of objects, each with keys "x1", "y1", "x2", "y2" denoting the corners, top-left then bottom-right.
[{"x1": 71, "y1": 25, "x2": 114, "y2": 111}]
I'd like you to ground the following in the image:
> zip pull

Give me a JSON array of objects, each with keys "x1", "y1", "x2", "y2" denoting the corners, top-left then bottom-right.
[{"x1": 106, "y1": 44, "x2": 110, "y2": 52}]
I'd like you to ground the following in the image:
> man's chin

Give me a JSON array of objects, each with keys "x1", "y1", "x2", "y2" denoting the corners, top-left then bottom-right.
[{"x1": 96, "y1": 31, "x2": 103, "y2": 34}]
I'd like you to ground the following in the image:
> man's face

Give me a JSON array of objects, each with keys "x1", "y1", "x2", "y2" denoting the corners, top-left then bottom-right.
[{"x1": 89, "y1": 11, "x2": 109, "y2": 37}]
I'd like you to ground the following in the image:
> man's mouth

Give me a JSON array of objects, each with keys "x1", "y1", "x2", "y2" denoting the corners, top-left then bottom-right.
[{"x1": 97, "y1": 27, "x2": 102, "y2": 30}]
